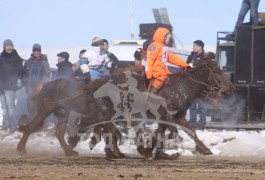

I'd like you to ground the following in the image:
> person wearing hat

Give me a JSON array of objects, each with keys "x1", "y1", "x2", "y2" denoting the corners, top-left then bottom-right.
[
  {"x1": 81, "y1": 37, "x2": 110, "y2": 81},
  {"x1": 0, "y1": 39, "x2": 23, "y2": 131},
  {"x1": 56, "y1": 51, "x2": 74, "y2": 78},
  {"x1": 186, "y1": 40, "x2": 207, "y2": 129},
  {"x1": 22, "y1": 43, "x2": 51, "y2": 118},
  {"x1": 23, "y1": 43, "x2": 51, "y2": 93}
]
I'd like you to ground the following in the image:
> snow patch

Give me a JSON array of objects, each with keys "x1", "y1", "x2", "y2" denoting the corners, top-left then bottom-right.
[{"x1": 1, "y1": 129, "x2": 265, "y2": 157}]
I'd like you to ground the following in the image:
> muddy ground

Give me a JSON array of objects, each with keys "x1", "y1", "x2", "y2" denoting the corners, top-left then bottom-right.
[{"x1": 0, "y1": 155, "x2": 265, "y2": 180}]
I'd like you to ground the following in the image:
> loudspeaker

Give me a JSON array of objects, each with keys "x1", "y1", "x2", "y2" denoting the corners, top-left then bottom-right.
[
  {"x1": 234, "y1": 26, "x2": 252, "y2": 84},
  {"x1": 139, "y1": 23, "x2": 173, "y2": 39},
  {"x1": 252, "y1": 27, "x2": 265, "y2": 84},
  {"x1": 250, "y1": 85, "x2": 265, "y2": 120}
]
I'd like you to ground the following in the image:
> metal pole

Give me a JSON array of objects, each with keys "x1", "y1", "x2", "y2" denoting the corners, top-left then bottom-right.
[{"x1": 129, "y1": 0, "x2": 134, "y2": 40}]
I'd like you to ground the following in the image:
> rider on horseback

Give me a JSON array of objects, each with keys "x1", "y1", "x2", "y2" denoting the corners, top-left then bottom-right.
[{"x1": 145, "y1": 27, "x2": 190, "y2": 94}]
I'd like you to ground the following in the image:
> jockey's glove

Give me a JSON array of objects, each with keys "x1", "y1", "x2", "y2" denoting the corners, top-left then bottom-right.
[{"x1": 183, "y1": 66, "x2": 192, "y2": 71}]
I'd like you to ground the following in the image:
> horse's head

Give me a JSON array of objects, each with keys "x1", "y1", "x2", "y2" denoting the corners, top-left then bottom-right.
[{"x1": 205, "y1": 58, "x2": 235, "y2": 102}]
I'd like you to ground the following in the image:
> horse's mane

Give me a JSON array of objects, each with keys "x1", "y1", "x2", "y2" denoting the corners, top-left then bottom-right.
[
  {"x1": 166, "y1": 62, "x2": 209, "y2": 86},
  {"x1": 112, "y1": 66, "x2": 144, "y2": 80},
  {"x1": 84, "y1": 66, "x2": 145, "y2": 93}
]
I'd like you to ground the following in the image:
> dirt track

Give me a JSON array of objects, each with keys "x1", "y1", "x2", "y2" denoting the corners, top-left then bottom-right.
[{"x1": 0, "y1": 155, "x2": 265, "y2": 180}]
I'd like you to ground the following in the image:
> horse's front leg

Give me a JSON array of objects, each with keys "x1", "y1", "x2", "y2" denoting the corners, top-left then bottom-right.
[
  {"x1": 89, "y1": 125, "x2": 102, "y2": 150},
  {"x1": 54, "y1": 108, "x2": 78, "y2": 156},
  {"x1": 103, "y1": 123, "x2": 125, "y2": 160},
  {"x1": 17, "y1": 110, "x2": 51, "y2": 155},
  {"x1": 177, "y1": 116, "x2": 212, "y2": 155}
]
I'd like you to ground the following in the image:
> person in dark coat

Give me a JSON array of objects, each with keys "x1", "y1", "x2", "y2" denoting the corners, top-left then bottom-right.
[
  {"x1": 186, "y1": 40, "x2": 205, "y2": 65},
  {"x1": 73, "y1": 49, "x2": 87, "y2": 79},
  {"x1": 23, "y1": 43, "x2": 51, "y2": 95},
  {"x1": 22, "y1": 44, "x2": 51, "y2": 121},
  {"x1": 56, "y1": 51, "x2": 74, "y2": 78},
  {"x1": 187, "y1": 40, "x2": 207, "y2": 129},
  {"x1": 0, "y1": 39, "x2": 23, "y2": 131}
]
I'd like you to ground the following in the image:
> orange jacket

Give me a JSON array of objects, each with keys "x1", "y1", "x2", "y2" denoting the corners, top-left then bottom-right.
[{"x1": 145, "y1": 28, "x2": 189, "y2": 79}]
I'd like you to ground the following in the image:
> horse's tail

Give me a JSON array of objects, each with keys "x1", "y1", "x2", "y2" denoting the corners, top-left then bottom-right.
[{"x1": 31, "y1": 83, "x2": 44, "y2": 103}]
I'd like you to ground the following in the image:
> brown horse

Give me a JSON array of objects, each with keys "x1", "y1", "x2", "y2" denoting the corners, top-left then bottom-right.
[{"x1": 17, "y1": 59, "x2": 234, "y2": 159}]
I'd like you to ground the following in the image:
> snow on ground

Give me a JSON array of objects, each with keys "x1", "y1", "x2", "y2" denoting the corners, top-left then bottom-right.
[{"x1": 1, "y1": 127, "x2": 265, "y2": 158}]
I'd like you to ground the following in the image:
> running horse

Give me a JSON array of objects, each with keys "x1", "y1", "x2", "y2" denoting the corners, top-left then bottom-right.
[
  {"x1": 84, "y1": 59, "x2": 234, "y2": 159},
  {"x1": 17, "y1": 58, "x2": 234, "y2": 159}
]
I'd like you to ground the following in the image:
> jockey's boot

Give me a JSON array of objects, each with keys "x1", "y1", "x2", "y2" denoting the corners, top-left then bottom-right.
[{"x1": 84, "y1": 72, "x2": 91, "y2": 84}]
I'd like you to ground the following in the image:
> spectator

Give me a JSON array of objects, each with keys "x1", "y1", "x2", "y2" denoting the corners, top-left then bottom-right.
[
  {"x1": 139, "y1": 39, "x2": 153, "y2": 69},
  {"x1": 236, "y1": 0, "x2": 260, "y2": 26},
  {"x1": 72, "y1": 49, "x2": 89, "y2": 81},
  {"x1": 73, "y1": 50, "x2": 86, "y2": 74},
  {"x1": 22, "y1": 44, "x2": 51, "y2": 117},
  {"x1": 56, "y1": 51, "x2": 74, "y2": 78},
  {"x1": 186, "y1": 40, "x2": 205, "y2": 66},
  {"x1": 187, "y1": 40, "x2": 207, "y2": 129},
  {"x1": 102, "y1": 39, "x2": 119, "y2": 74},
  {"x1": 23, "y1": 44, "x2": 51, "y2": 94},
  {"x1": 134, "y1": 48, "x2": 144, "y2": 69},
  {"x1": 0, "y1": 39, "x2": 23, "y2": 131}
]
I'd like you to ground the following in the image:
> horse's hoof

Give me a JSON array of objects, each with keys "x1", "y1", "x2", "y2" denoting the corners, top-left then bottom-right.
[
  {"x1": 89, "y1": 137, "x2": 99, "y2": 150},
  {"x1": 17, "y1": 147, "x2": 27, "y2": 156},
  {"x1": 119, "y1": 152, "x2": 126, "y2": 158},
  {"x1": 155, "y1": 152, "x2": 180, "y2": 160},
  {"x1": 203, "y1": 150, "x2": 213, "y2": 155},
  {"x1": 65, "y1": 150, "x2": 79, "y2": 157},
  {"x1": 105, "y1": 149, "x2": 123, "y2": 159},
  {"x1": 196, "y1": 145, "x2": 213, "y2": 155},
  {"x1": 89, "y1": 143, "x2": 95, "y2": 150},
  {"x1": 137, "y1": 147, "x2": 148, "y2": 156}
]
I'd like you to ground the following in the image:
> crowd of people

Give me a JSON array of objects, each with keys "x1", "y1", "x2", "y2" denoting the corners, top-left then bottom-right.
[
  {"x1": 0, "y1": 31, "x2": 209, "y2": 133},
  {"x1": 0, "y1": 37, "x2": 120, "y2": 132}
]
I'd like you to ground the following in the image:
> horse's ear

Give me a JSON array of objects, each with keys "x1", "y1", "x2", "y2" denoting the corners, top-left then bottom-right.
[
  {"x1": 204, "y1": 51, "x2": 216, "y2": 62},
  {"x1": 204, "y1": 51, "x2": 217, "y2": 67}
]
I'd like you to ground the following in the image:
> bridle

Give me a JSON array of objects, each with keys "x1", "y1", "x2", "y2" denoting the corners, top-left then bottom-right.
[{"x1": 188, "y1": 65, "x2": 227, "y2": 97}]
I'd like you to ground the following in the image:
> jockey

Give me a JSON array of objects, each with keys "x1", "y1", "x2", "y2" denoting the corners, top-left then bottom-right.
[
  {"x1": 81, "y1": 37, "x2": 110, "y2": 81},
  {"x1": 145, "y1": 27, "x2": 190, "y2": 94}
]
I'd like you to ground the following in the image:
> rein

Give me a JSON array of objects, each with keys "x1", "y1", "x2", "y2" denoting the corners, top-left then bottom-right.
[{"x1": 188, "y1": 65, "x2": 225, "y2": 94}]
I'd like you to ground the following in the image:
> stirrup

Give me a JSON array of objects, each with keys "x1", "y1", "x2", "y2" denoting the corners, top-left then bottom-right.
[{"x1": 150, "y1": 87, "x2": 160, "y2": 94}]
